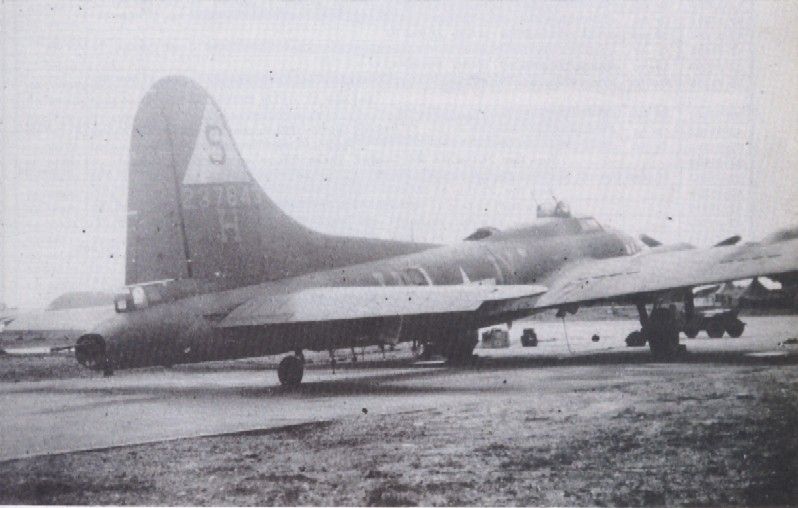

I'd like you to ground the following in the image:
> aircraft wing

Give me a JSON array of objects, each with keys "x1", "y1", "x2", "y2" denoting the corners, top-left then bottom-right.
[
  {"x1": 526, "y1": 235, "x2": 798, "y2": 310},
  {"x1": 217, "y1": 284, "x2": 547, "y2": 327}
]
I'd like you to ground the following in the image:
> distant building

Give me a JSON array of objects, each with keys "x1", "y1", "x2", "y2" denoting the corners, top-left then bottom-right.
[
  {"x1": 713, "y1": 278, "x2": 794, "y2": 310},
  {"x1": 739, "y1": 278, "x2": 791, "y2": 309}
]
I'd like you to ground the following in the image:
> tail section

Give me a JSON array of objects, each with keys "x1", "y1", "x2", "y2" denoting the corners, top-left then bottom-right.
[
  {"x1": 126, "y1": 76, "x2": 433, "y2": 288},
  {"x1": 126, "y1": 76, "x2": 312, "y2": 286}
]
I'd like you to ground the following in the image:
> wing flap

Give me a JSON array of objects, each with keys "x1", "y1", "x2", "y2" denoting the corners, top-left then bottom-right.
[{"x1": 217, "y1": 284, "x2": 547, "y2": 328}]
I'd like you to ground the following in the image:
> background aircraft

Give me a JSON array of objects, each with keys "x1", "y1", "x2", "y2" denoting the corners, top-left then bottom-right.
[
  {"x1": 0, "y1": 292, "x2": 114, "y2": 353},
  {"x1": 74, "y1": 77, "x2": 798, "y2": 385}
]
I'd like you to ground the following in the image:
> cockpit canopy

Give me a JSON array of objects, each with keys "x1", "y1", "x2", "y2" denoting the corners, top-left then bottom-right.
[{"x1": 536, "y1": 200, "x2": 572, "y2": 219}]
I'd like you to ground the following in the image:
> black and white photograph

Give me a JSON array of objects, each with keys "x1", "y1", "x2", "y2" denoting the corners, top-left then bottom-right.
[{"x1": 1, "y1": 1, "x2": 797, "y2": 505}]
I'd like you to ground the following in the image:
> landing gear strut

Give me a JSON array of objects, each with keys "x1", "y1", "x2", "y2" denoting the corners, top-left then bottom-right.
[
  {"x1": 631, "y1": 301, "x2": 683, "y2": 359},
  {"x1": 645, "y1": 307, "x2": 681, "y2": 359},
  {"x1": 443, "y1": 329, "x2": 478, "y2": 365},
  {"x1": 278, "y1": 353, "x2": 304, "y2": 386}
]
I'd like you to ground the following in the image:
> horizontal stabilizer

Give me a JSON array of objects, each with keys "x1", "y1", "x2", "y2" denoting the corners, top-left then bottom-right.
[{"x1": 218, "y1": 284, "x2": 547, "y2": 327}]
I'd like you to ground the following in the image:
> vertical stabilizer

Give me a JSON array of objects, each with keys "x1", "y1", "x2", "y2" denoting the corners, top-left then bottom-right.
[
  {"x1": 126, "y1": 76, "x2": 433, "y2": 289},
  {"x1": 126, "y1": 76, "x2": 310, "y2": 286}
]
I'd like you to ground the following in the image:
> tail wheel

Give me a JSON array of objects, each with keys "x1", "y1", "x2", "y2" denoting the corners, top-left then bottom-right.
[
  {"x1": 75, "y1": 335, "x2": 107, "y2": 370},
  {"x1": 277, "y1": 355, "x2": 304, "y2": 386},
  {"x1": 646, "y1": 308, "x2": 680, "y2": 359},
  {"x1": 725, "y1": 318, "x2": 745, "y2": 338},
  {"x1": 706, "y1": 318, "x2": 725, "y2": 339}
]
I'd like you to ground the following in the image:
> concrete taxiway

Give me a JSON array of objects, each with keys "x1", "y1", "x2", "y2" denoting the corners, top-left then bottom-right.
[{"x1": 1, "y1": 316, "x2": 796, "y2": 462}]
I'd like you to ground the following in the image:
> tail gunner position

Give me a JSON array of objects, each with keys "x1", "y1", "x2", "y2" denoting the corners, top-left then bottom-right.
[{"x1": 75, "y1": 77, "x2": 798, "y2": 386}]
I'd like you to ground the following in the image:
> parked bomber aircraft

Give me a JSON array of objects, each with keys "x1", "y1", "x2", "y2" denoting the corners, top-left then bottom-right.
[{"x1": 74, "y1": 76, "x2": 798, "y2": 385}]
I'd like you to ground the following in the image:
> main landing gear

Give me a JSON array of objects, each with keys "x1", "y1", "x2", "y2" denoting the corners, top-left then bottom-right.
[
  {"x1": 277, "y1": 351, "x2": 304, "y2": 387},
  {"x1": 442, "y1": 329, "x2": 479, "y2": 365},
  {"x1": 626, "y1": 301, "x2": 684, "y2": 359},
  {"x1": 419, "y1": 329, "x2": 478, "y2": 364}
]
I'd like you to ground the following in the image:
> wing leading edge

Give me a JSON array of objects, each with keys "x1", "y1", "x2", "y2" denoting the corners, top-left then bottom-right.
[{"x1": 525, "y1": 235, "x2": 798, "y2": 311}]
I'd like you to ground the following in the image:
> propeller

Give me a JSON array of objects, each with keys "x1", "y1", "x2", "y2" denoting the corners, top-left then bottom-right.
[
  {"x1": 640, "y1": 234, "x2": 740, "y2": 249},
  {"x1": 713, "y1": 235, "x2": 741, "y2": 247},
  {"x1": 639, "y1": 234, "x2": 662, "y2": 248}
]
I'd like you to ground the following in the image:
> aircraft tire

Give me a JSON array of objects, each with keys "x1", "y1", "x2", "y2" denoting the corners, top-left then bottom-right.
[
  {"x1": 444, "y1": 330, "x2": 478, "y2": 365},
  {"x1": 706, "y1": 318, "x2": 725, "y2": 339},
  {"x1": 646, "y1": 308, "x2": 681, "y2": 360},
  {"x1": 725, "y1": 318, "x2": 745, "y2": 338},
  {"x1": 648, "y1": 330, "x2": 680, "y2": 359},
  {"x1": 625, "y1": 331, "x2": 646, "y2": 347},
  {"x1": 277, "y1": 355, "x2": 304, "y2": 386},
  {"x1": 683, "y1": 324, "x2": 700, "y2": 339}
]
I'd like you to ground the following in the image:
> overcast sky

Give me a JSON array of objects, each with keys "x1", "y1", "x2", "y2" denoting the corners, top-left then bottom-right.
[{"x1": 2, "y1": 1, "x2": 797, "y2": 308}]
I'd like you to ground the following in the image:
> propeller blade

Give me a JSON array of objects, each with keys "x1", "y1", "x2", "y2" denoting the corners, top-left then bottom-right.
[
  {"x1": 639, "y1": 234, "x2": 662, "y2": 248},
  {"x1": 713, "y1": 235, "x2": 741, "y2": 247}
]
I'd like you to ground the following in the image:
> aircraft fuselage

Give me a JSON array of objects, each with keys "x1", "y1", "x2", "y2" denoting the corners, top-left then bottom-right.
[{"x1": 83, "y1": 218, "x2": 637, "y2": 371}]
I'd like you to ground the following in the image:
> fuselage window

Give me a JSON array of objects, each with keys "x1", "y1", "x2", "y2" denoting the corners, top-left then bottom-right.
[
  {"x1": 131, "y1": 286, "x2": 148, "y2": 309},
  {"x1": 143, "y1": 285, "x2": 163, "y2": 305},
  {"x1": 402, "y1": 267, "x2": 432, "y2": 286}
]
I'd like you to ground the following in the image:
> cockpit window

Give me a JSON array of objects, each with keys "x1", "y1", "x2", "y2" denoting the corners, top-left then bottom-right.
[{"x1": 402, "y1": 267, "x2": 432, "y2": 286}]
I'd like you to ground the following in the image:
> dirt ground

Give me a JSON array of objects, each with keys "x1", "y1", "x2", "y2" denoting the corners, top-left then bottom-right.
[{"x1": 1, "y1": 360, "x2": 796, "y2": 506}]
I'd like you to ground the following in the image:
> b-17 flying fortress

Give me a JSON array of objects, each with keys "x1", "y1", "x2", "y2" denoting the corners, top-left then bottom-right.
[{"x1": 69, "y1": 77, "x2": 798, "y2": 386}]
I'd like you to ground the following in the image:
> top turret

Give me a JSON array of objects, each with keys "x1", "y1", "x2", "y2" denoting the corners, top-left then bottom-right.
[{"x1": 536, "y1": 200, "x2": 572, "y2": 219}]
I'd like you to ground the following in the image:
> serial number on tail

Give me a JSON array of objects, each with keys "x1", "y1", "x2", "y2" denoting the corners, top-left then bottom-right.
[{"x1": 181, "y1": 183, "x2": 262, "y2": 210}]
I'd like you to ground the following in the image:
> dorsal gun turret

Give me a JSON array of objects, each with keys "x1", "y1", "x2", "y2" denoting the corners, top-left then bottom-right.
[{"x1": 536, "y1": 200, "x2": 572, "y2": 219}]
